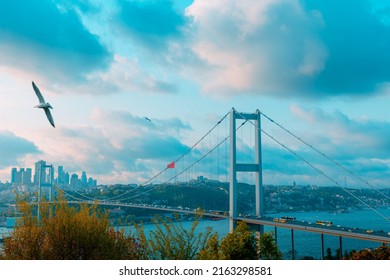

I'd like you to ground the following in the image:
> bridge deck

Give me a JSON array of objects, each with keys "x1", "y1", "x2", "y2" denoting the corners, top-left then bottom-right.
[
  {"x1": 239, "y1": 216, "x2": 390, "y2": 244},
  {"x1": 63, "y1": 201, "x2": 390, "y2": 244}
]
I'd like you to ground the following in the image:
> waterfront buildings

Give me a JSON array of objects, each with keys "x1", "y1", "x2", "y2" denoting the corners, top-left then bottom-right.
[
  {"x1": 11, "y1": 167, "x2": 32, "y2": 185},
  {"x1": 10, "y1": 160, "x2": 97, "y2": 188}
]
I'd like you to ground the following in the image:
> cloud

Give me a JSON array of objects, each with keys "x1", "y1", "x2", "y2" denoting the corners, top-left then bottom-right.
[
  {"x1": 289, "y1": 105, "x2": 390, "y2": 160},
  {"x1": 0, "y1": 131, "x2": 41, "y2": 168},
  {"x1": 218, "y1": 105, "x2": 390, "y2": 186},
  {"x1": 86, "y1": 55, "x2": 178, "y2": 95},
  {"x1": 91, "y1": 108, "x2": 192, "y2": 136},
  {"x1": 115, "y1": 0, "x2": 187, "y2": 49},
  {"x1": 0, "y1": 0, "x2": 111, "y2": 85},
  {"x1": 3, "y1": 0, "x2": 389, "y2": 100},
  {"x1": 184, "y1": 0, "x2": 390, "y2": 98},
  {"x1": 185, "y1": 0, "x2": 327, "y2": 96},
  {"x1": 262, "y1": 105, "x2": 390, "y2": 185},
  {"x1": 40, "y1": 109, "x2": 192, "y2": 183},
  {"x1": 303, "y1": 0, "x2": 390, "y2": 95}
]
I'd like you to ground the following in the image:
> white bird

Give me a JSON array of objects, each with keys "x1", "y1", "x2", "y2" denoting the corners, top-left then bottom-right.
[{"x1": 32, "y1": 81, "x2": 55, "y2": 127}]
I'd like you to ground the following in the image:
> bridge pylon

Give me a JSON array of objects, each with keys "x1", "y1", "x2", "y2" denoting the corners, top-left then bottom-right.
[
  {"x1": 37, "y1": 164, "x2": 54, "y2": 222},
  {"x1": 229, "y1": 108, "x2": 264, "y2": 234}
]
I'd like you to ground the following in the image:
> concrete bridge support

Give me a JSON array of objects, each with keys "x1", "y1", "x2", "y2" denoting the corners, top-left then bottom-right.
[
  {"x1": 37, "y1": 164, "x2": 54, "y2": 222},
  {"x1": 229, "y1": 108, "x2": 264, "y2": 233}
]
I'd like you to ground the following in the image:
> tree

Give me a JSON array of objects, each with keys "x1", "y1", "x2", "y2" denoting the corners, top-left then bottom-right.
[
  {"x1": 197, "y1": 232, "x2": 221, "y2": 260},
  {"x1": 218, "y1": 221, "x2": 258, "y2": 260},
  {"x1": 324, "y1": 247, "x2": 335, "y2": 260},
  {"x1": 258, "y1": 231, "x2": 282, "y2": 260},
  {"x1": 0, "y1": 192, "x2": 143, "y2": 260},
  {"x1": 134, "y1": 213, "x2": 213, "y2": 260},
  {"x1": 199, "y1": 222, "x2": 283, "y2": 260},
  {"x1": 0, "y1": 193, "x2": 45, "y2": 259},
  {"x1": 324, "y1": 247, "x2": 342, "y2": 260},
  {"x1": 346, "y1": 245, "x2": 390, "y2": 260}
]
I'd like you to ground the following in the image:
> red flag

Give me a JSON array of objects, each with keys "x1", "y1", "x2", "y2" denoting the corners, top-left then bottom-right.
[{"x1": 167, "y1": 162, "x2": 175, "y2": 169}]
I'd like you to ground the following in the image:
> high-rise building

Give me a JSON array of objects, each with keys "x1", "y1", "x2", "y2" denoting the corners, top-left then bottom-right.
[
  {"x1": 87, "y1": 177, "x2": 97, "y2": 187},
  {"x1": 11, "y1": 167, "x2": 32, "y2": 185},
  {"x1": 64, "y1": 172, "x2": 70, "y2": 185},
  {"x1": 70, "y1": 173, "x2": 79, "y2": 188},
  {"x1": 56, "y1": 165, "x2": 65, "y2": 185},
  {"x1": 16, "y1": 168, "x2": 24, "y2": 183},
  {"x1": 22, "y1": 168, "x2": 32, "y2": 185},
  {"x1": 11, "y1": 168, "x2": 17, "y2": 184},
  {"x1": 81, "y1": 171, "x2": 87, "y2": 187},
  {"x1": 34, "y1": 160, "x2": 47, "y2": 185}
]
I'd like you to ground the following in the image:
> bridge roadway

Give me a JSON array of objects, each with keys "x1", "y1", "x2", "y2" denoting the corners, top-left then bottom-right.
[
  {"x1": 239, "y1": 216, "x2": 390, "y2": 244},
  {"x1": 69, "y1": 200, "x2": 390, "y2": 244}
]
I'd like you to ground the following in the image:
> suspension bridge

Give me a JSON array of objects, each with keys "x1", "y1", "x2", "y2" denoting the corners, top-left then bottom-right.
[{"x1": 25, "y1": 108, "x2": 390, "y2": 258}]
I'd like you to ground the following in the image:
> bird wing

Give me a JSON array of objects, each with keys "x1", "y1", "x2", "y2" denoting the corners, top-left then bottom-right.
[
  {"x1": 32, "y1": 81, "x2": 45, "y2": 103},
  {"x1": 44, "y1": 108, "x2": 55, "y2": 128}
]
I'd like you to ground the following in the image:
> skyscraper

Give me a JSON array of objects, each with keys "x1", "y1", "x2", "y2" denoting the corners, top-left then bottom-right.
[
  {"x1": 11, "y1": 168, "x2": 17, "y2": 184},
  {"x1": 22, "y1": 168, "x2": 32, "y2": 185},
  {"x1": 64, "y1": 172, "x2": 70, "y2": 185},
  {"x1": 11, "y1": 167, "x2": 32, "y2": 185},
  {"x1": 81, "y1": 171, "x2": 87, "y2": 187},
  {"x1": 34, "y1": 160, "x2": 46, "y2": 185},
  {"x1": 70, "y1": 173, "x2": 79, "y2": 188},
  {"x1": 57, "y1": 165, "x2": 66, "y2": 185}
]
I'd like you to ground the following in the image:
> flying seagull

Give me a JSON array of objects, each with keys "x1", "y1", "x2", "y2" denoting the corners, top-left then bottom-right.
[{"x1": 32, "y1": 81, "x2": 55, "y2": 127}]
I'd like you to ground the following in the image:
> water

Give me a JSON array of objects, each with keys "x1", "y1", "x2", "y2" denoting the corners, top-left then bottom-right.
[
  {"x1": 121, "y1": 208, "x2": 390, "y2": 259},
  {"x1": 2, "y1": 208, "x2": 390, "y2": 259},
  {"x1": 265, "y1": 208, "x2": 390, "y2": 259}
]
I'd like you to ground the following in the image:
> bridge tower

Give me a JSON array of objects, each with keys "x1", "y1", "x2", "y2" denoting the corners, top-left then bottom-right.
[
  {"x1": 37, "y1": 164, "x2": 54, "y2": 221},
  {"x1": 229, "y1": 108, "x2": 264, "y2": 233}
]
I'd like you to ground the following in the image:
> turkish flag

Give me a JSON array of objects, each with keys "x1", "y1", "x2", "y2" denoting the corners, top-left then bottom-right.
[{"x1": 167, "y1": 162, "x2": 175, "y2": 169}]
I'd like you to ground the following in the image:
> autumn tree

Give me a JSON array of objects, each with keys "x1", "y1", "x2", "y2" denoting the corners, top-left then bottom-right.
[
  {"x1": 0, "y1": 193, "x2": 45, "y2": 259},
  {"x1": 199, "y1": 222, "x2": 283, "y2": 260},
  {"x1": 346, "y1": 245, "x2": 390, "y2": 260},
  {"x1": 218, "y1": 221, "x2": 258, "y2": 260},
  {"x1": 197, "y1": 232, "x2": 221, "y2": 260},
  {"x1": 0, "y1": 192, "x2": 143, "y2": 260},
  {"x1": 258, "y1": 231, "x2": 282, "y2": 260},
  {"x1": 135, "y1": 213, "x2": 213, "y2": 260}
]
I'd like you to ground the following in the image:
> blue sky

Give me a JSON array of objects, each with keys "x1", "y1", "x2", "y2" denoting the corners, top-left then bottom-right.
[{"x1": 1, "y1": 0, "x2": 390, "y2": 187}]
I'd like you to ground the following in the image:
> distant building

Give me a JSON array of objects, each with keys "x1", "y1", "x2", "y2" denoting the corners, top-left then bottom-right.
[
  {"x1": 88, "y1": 177, "x2": 97, "y2": 187},
  {"x1": 64, "y1": 172, "x2": 70, "y2": 185},
  {"x1": 81, "y1": 171, "x2": 87, "y2": 187},
  {"x1": 197, "y1": 176, "x2": 205, "y2": 182},
  {"x1": 70, "y1": 173, "x2": 80, "y2": 188},
  {"x1": 15, "y1": 168, "x2": 23, "y2": 184},
  {"x1": 56, "y1": 166, "x2": 69, "y2": 185},
  {"x1": 23, "y1": 168, "x2": 32, "y2": 185},
  {"x1": 33, "y1": 160, "x2": 47, "y2": 185},
  {"x1": 11, "y1": 160, "x2": 96, "y2": 189},
  {"x1": 11, "y1": 168, "x2": 17, "y2": 184},
  {"x1": 11, "y1": 167, "x2": 32, "y2": 185}
]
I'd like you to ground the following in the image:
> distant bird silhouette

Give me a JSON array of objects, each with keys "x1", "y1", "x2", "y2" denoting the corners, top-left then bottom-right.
[
  {"x1": 32, "y1": 81, "x2": 55, "y2": 127},
  {"x1": 144, "y1": 117, "x2": 152, "y2": 122}
]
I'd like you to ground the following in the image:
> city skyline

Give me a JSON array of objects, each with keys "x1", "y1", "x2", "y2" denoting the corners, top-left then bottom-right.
[
  {"x1": 1, "y1": 1, "x2": 390, "y2": 187},
  {"x1": 9, "y1": 160, "x2": 97, "y2": 188}
]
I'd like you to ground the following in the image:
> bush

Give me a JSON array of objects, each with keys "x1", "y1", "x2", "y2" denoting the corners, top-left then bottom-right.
[
  {"x1": 0, "y1": 192, "x2": 143, "y2": 260},
  {"x1": 134, "y1": 213, "x2": 212, "y2": 260}
]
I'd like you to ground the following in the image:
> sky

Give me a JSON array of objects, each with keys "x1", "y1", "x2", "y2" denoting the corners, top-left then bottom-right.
[{"x1": 1, "y1": 0, "x2": 390, "y2": 187}]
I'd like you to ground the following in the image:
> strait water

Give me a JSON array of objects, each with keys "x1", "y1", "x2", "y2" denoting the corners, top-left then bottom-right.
[
  {"x1": 2, "y1": 208, "x2": 390, "y2": 259},
  {"x1": 123, "y1": 208, "x2": 390, "y2": 259}
]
